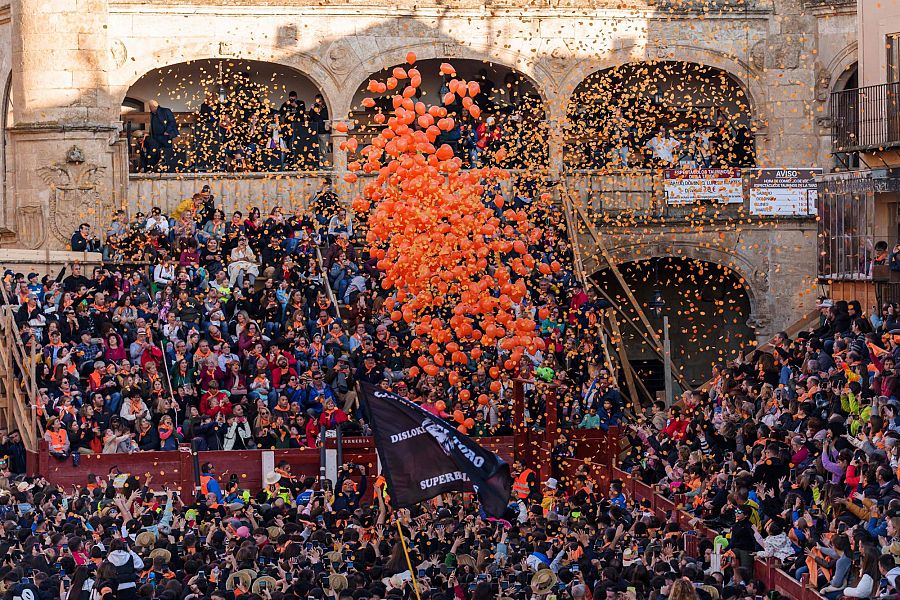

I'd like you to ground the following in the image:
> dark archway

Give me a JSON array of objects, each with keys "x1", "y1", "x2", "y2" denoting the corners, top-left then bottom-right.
[
  {"x1": 592, "y1": 257, "x2": 754, "y2": 388},
  {"x1": 565, "y1": 61, "x2": 755, "y2": 171},
  {"x1": 122, "y1": 59, "x2": 329, "y2": 173},
  {"x1": 350, "y1": 58, "x2": 548, "y2": 169}
]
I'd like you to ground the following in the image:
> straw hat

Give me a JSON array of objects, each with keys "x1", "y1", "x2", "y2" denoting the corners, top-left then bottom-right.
[
  {"x1": 148, "y1": 548, "x2": 171, "y2": 564},
  {"x1": 251, "y1": 575, "x2": 278, "y2": 594},
  {"x1": 530, "y1": 569, "x2": 558, "y2": 595},
  {"x1": 263, "y1": 472, "x2": 281, "y2": 486},
  {"x1": 134, "y1": 531, "x2": 156, "y2": 549},
  {"x1": 329, "y1": 573, "x2": 348, "y2": 592},
  {"x1": 226, "y1": 568, "x2": 256, "y2": 591},
  {"x1": 456, "y1": 554, "x2": 476, "y2": 569},
  {"x1": 267, "y1": 526, "x2": 284, "y2": 540},
  {"x1": 325, "y1": 550, "x2": 343, "y2": 565}
]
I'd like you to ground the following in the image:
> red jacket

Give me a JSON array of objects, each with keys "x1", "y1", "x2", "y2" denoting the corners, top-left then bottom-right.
[{"x1": 661, "y1": 418, "x2": 688, "y2": 440}]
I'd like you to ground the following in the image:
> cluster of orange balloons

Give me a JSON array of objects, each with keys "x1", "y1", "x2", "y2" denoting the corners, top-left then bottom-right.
[{"x1": 347, "y1": 55, "x2": 556, "y2": 383}]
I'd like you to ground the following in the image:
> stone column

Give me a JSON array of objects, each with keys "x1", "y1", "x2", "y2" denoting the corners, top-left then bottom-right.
[
  {"x1": 547, "y1": 121, "x2": 565, "y2": 181},
  {"x1": 330, "y1": 121, "x2": 350, "y2": 173},
  {"x1": 8, "y1": 0, "x2": 121, "y2": 250},
  {"x1": 545, "y1": 98, "x2": 568, "y2": 181}
]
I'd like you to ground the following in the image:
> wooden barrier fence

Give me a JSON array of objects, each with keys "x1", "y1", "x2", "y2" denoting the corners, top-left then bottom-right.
[
  {"x1": 34, "y1": 438, "x2": 378, "y2": 495},
  {"x1": 611, "y1": 466, "x2": 825, "y2": 600}
]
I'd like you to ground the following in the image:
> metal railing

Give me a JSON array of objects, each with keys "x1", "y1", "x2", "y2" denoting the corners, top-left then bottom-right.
[
  {"x1": 831, "y1": 82, "x2": 900, "y2": 153},
  {"x1": 563, "y1": 168, "x2": 803, "y2": 225}
]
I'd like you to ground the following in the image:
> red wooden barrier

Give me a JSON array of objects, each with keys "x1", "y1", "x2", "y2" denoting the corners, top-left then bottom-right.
[
  {"x1": 611, "y1": 466, "x2": 825, "y2": 600},
  {"x1": 35, "y1": 440, "x2": 377, "y2": 494}
]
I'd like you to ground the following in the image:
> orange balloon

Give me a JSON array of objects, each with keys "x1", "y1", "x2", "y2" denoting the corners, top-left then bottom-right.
[
  {"x1": 334, "y1": 122, "x2": 349, "y2": 133},
  {"x1": 477, "y1": 394, "x2": 489, "y2": 406},
  {"x1": 453, "y1": 410, "x2": 465, "y2": 424},
  {"x1": 459, "y1": 389, "x2": 471, "y2": 402},
  {"x1": 406, "y1": 51, "x2": 417, "y2": 64},
  {"x1": 464, "y1": 418, "x2": 475, "y2": 429}
]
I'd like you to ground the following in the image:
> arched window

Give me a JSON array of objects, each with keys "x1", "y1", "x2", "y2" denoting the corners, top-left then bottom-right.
[
  {"x1": 566, "y1": 61, "x2": 755, "y2": 170},
  {"x1": 350, "y1": 59, "x2": 548, "y2": 170},
  {"x1": 122, "y1": 59, "x2": 330, "y2": 173}
]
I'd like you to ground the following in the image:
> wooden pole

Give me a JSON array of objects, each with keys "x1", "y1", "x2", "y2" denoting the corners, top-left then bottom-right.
[
  {"x1": 608, "y1": 312, "x2": 641, "y2": 417},
  {"x1": 396, "y1": 519, "x2": 423, "y2": 600},
  {"x1": 591, "y1": 271, "x2": 690, "y2": 391}
]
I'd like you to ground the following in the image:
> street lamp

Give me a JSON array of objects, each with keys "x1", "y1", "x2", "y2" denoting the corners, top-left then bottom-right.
[
  {"x1": 649, "y1": 289, "x2": 665, "y2": 318},
  {"x1": 647, "y1": 262, "x2": 673, "y2": 406}
]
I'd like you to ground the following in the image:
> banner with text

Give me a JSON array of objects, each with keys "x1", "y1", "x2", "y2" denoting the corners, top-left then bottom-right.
[
  {"x1": 748, "y1": 168, "x2": 822, "y2": 216},
  {"x1": 664, "y1": 168, "x2": 743, "y2": 205},
  {"x1": 359, "y1": 382, "x2": 512, "y2": 517}
]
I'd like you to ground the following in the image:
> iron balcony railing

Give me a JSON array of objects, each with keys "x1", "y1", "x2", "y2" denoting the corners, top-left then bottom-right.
[{"x1": 831, "y1": 82, "x2": 900, "y2": 153}]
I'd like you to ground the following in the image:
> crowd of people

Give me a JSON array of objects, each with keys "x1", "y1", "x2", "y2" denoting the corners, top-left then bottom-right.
[
  {"x1": 128, "y1": 70, "x2": 550, "y2": 174},
  {"x1": 6, "y1": 172, "x2": 900, "y2": 599},
  {"x1": 130, "y1": 91, "x2": 330, "y2": 174}
]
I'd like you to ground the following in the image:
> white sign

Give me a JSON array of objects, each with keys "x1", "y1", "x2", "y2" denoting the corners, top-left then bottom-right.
[
  {"x1": 664, "y1": 168, "x2": 743, "y2": 205},
  {"x1": 748, "y1": 168, "x2": 822, "y2": 216}
]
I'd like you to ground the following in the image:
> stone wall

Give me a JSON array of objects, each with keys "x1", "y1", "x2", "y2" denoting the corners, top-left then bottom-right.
[{"x1": 0, "y1": 0, "x2": 859, "y2": 338}]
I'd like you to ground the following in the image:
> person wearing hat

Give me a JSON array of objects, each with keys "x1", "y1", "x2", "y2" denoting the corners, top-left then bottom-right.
[
  {"x1": 540, "y1": 477, "x2": 558, "y2": 517},
  {"x1": 226, "y1": 568, "x2": 255, "y2": 592},
  {"x1": 530, "y1": 567, "x2": 559, "y2": 598},
  {"x1": 251, "y1": 574, "x2": 278, "y2": 594},
  {"x1": 262, "y1": 471, "x2": 291, "y2": 504}
]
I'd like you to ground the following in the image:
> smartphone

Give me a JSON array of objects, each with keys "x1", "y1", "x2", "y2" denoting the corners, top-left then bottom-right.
[
  {"x1": 62, "y1": 578, "x2": 71, "y2": 592},
  {"x1": 417, "y1": 569, "x2": 427, "y2": 578},
  {"x1": 571, "y1": 565, "x2": 580, "y2": 572},
  {"x1": 198, "y1": 571, "x2": 206, "y2": 579},
  {"x1": 321, "y1": 575, "x2": 330, "y2": 589},
  {"x1": 259, "y1": 581, "x2": 267, "y2": 591},
  {"x1": 501, "y1": 581, "x2": 510, "y2": 590},
  {"x1": 22, "y1": 578, "x2": 32, "y2": 586},
  {"x1": 61, "y1": 544, "x2": 69, "y2": 553}
]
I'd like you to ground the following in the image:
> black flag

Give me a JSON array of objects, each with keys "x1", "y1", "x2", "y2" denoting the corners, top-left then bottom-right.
[{"x1": 359, "y1": 382, "x2": 512, "y2": 517}]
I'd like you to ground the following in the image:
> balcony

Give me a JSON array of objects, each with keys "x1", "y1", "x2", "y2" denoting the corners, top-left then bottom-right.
[
  {"x1": 128, "y1": 168, "x2": 818, "y2": 225},
  {"x1": 561, "y1": 168, "x2": 818, "y2": 227},
  {"x1": 831, "y1": 82, "x2": 900, "y2": 154}
]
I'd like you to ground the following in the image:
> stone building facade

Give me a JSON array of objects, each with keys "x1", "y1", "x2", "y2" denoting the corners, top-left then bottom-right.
[{"x1": 0, "y1": 0, "x2": 861, "y2": 347}]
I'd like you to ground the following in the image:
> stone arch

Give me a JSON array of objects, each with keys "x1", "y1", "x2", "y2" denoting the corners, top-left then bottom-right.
[
  {"x1": 591, "y1": 253, "x2": 758, "y2": 384},
  {"x1": 596, "y1": 240, "x2": 766, "y2": 326},
  {"x1": 109, "y1": 42, "x2": 340, "y2": 118},
  {"x1": 824, "y1": 42, "x2": 858, "y2": 98},
  {"x1": 559, "y1": 44, "x2": 763, "y2": 120},
  {"x1": 341, "y1": 42, "x2": 554, "y2": 118}
]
